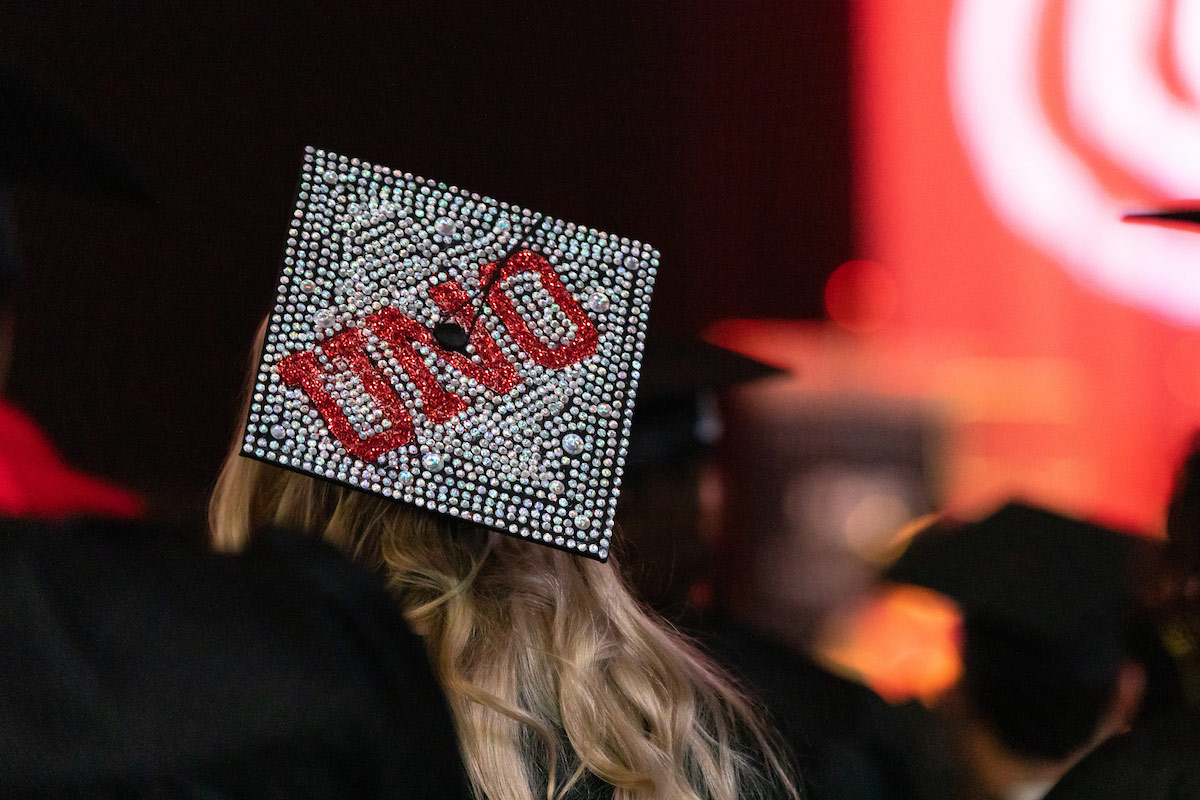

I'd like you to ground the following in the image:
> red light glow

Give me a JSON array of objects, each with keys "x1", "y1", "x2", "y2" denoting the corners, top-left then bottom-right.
[
  {"x1": 824, "y1": 259, "x2": 900, "y2": 334},
  {"x1": 846, "y1": 0, "x2": 1200, "y2": 532}
]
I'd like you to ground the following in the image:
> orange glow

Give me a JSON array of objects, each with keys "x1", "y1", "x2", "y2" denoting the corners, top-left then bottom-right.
[
  {"x1": 815, "y1": 585, "x2": 963, "y2": 704},
  {"x1": 706, "y1": 319, "x2": 1117, "y2": 525}
]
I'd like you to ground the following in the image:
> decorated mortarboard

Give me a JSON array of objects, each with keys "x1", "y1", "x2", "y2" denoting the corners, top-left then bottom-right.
[{"x1": 242, "y1": 147, "x2": 658, "y2": 561}]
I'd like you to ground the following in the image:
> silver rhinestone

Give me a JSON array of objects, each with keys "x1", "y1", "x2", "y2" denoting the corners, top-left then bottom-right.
[
  {"x1": 549, "y1": 480, "x2": 566, "y2": 495},
  {"x1": 270, "y1": 424, "x2": 287, "y2": 440},
  {"x1": 434, "y1": 217, "x2": 456, "y2": 236},
  {"x1": 623, "y1": 255, "x2": 639, "y2": 269},
  {"x1": 322, "y1": 169, "x2": 339, "y2": 184},
  {"x1": 587, "y1": 292, "x2": 610, "y2": 313},
  {"x1": 574, "y1": 515, "x2": 592, "y2": 530},
  {"x1": 422, "y1": 452, "x2": 446, "y2": 472},
  {"x1": 299, "y1": 279, "x2": 316, "y2": 293},
  {"x1": 562, "y1": 434, "x2": 584, "y2": 455}
]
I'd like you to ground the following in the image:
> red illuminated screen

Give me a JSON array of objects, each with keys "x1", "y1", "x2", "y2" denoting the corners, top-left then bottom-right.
[{"x1": 854, "y1": 0, "x2": 1200, "y2": 531}]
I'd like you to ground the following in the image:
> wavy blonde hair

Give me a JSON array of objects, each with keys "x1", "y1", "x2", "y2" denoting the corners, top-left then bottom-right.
[{"x1": 209, "y1": 339, "x2": 799, "y2": 800}]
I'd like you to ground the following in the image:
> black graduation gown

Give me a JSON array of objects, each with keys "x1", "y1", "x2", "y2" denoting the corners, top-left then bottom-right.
[
  {"x1": 1043, "y1": 709, "x2": 1200, "y2": 800},
  {"x1": 691, "y1": 613, "x2": 961, "y2": 800},
  {"x1": 0, "y1": 517, "x2": 469, "y2": 798}
]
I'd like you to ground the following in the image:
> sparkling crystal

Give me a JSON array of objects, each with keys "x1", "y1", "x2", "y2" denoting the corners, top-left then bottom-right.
[{"x1": 245, "y1": 152, "x2": 658, "y2": 563}]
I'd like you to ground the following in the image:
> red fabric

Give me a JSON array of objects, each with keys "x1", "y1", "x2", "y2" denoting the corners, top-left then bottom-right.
[{"x1": 0, "y1": 399, "x2": 142, "y2": 520}]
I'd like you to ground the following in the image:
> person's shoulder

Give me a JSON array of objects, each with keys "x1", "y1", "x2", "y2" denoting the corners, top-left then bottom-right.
[
  {"x1": 1046, "y1": 709, "x2": 1200, "y2": 800},
  {"x1": 0, "y1": 516, "x2": 468, "y2": 798}
]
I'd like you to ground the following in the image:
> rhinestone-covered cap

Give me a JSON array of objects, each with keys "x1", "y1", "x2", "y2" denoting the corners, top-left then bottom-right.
[{"x1": 241, "y1": 147, "x2": 658, "y2": 561}]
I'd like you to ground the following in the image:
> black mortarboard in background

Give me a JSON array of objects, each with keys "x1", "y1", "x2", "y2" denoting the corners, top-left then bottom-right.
[
  {"x1": 886, "y1": 502, "x2": 1157, "y2": 758},
  {"x1": 886, "y1": 502, "x2": 1150, "y2": 652},
  {"x1": 625, "y1": 334, "x2": 785, "y2": 470},
  {"x1": 1122, "y1": 207, "x2": 1200, "y2": 228},
  {"x1": 0, "y1": 67, "x2": 148, "y2": 302},
  {"x1": 616, "y1": 335, "x2": 785, "y2": 609}
]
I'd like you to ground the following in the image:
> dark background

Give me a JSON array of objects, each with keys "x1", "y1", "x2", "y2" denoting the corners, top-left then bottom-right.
[{"x1": 0, "y1": 1, "x2": 851, "y2": 518}]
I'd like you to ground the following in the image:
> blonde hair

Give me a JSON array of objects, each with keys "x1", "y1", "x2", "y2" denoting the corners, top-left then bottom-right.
[{"x1": 209, "y1": 345, "x2": 799, "y2": 800}]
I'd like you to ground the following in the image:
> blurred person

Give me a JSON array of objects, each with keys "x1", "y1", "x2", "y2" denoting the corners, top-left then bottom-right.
[
  {"x1": 614, "y1": 334, "x2": 781, "y2": 612},
  {"x1": 1032, "y1": 206, "x2": 1200, "y2": 798},
  {"x1": 0, "y1": 81, "x2": 469, "y2": 797},
  {"x1": 1158, "y1": 430, "x2": 1200, "y2": 707},
  {"x1": 613, "y1": 340, "x2": 952, "y2": 800},
  {"x1": 0, "y1": 68, "x2": 144, "y2": 519},
  {"x1": 1117, "y1": 205, "x2": 1200, "y2": 716},
  {"x1": 887, "y1": 502, "x2": 1162, "y2": 800},
  {"x1": 694, "y1": 594, "x2": 956, "y2": 800},
  {"x1": 209, "y1": 150, "x2": 800, "y2": 800},
  {"x1": 1037, "y1": 432, "x2": 1200, "y2": 799},
  {"x1": 1, "y1": 516, "x2": 470, "y2": 798}
]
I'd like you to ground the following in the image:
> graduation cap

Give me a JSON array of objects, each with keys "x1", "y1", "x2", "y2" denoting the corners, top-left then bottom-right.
[
  {"x1": 885, "y1": 502, "x2": 1156, "y2": 757},
  {"x1": 886, "y1": 502, "x2": 1149, "y2": 656},
  {"x1": 1122, "y1": 206, "x2": 1200, "y2": 228},
  {"x1": 624, "y1": 334, "x2": 786, "y2": 470},
  {"x1": 243, "y1": 148, "x2": 657, "y2": 561},
  {"x1": 0, "y1": 67, "x2": 149, "y2": 298}
]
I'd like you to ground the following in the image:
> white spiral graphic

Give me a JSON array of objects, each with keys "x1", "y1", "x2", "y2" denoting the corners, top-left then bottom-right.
[{"x1": 950, "y1": 0, "x2": 1200, "y2": 326}]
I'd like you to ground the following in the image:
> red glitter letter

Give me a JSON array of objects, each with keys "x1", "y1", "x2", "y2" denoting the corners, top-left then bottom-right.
[
  {"x1": 277, "y1": 329, "x2": 414, "y2": 462},
  {"x1": 482, "y1": 249, "x2": 599, "y2": 368},
  {"x1": 367, "y1": 304, "x2": 521, "y2": 425},
  {"x1": 430, "y1": 280, "x2": 524, "y2": 391}
]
